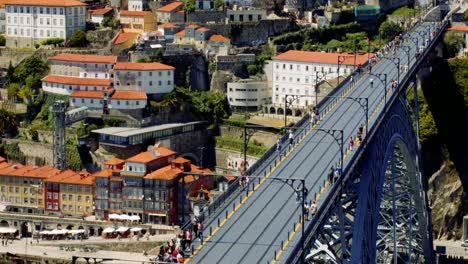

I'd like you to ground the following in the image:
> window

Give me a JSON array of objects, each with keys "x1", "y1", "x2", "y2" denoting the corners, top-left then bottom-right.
[
  {"x1": 46, "y1": 7, "x2": 50, "y2": 14},
  {"x1": 78, "y1": 205, "x2": 82, "y2": 211},
  {"x1": 248, "y1": 14, "x2": 253, "y2": 21},
  {"x1": 239, "y1": 14, "x2": 243, "y2": 22},
  {"x1": 24, "y1": 198, "x2": 28, "y2": 203},
  {"x1": 168, "y1": 80, "x2": 171, "y2": 85},
  {"x1": 85, "y1": 196, "x2": 90, "y2": 202},
  {"x1": 47, "y1": 203, "x2": 52, "y2": 209},
  {"x1": 47, "y1": 193, "x2": 52, "y2": 199},
  {"x1": 85, "y1": 186, "x2": 90, "y2": 192},
  {"x1": 62, "y1": 204, "x2": 66, "y2": 210},
  {"x1": 38, "y1": 199, "x2": 42, "y2": 204},
  {"x1": 167, "y1": 71, "x2": 171, "y2": 76},
  {"x1": 40, "y1": 7, "x2": 43, "y2": 14},
  {"x1": 53, "y1": 193, "x2": 58, "y2": 199},
  {"x1": 158, "y1": 72, "x2": 162, "y2": 76},
  {"x1": 138, "y1": 81, "x2": 141, "y2": 86},
  {"x1": 149, "y1": 81, "x2": 152, "y2": 86},
  {"x1": 158, "y1": 81, "x2": 162, "y2": 86},
  {"x1": 117, "y1": 100, "x2": 120, "y2": 105},
  {"x1": 136, "y1": 101, "x2": 140, "y2": 106},
  {"x1": 23, "y1": 187, "x2": 28, "y2": 193},
  {"x1": 53, "y1": 7, "x2": 56, "y2": 14},
  {"x1": 53, "y1": 203, "x2": 58, "y2": 209},
  {"x1": 149, "y1": 72, "x2": 152, "y2": 76},
  {"x1": 69, "y1": 205, "x2": 73, "y2": 211},
  {"x1": 77, "y1": 195, "x2": 82, "y2": 201},
  {"x1": 62, "y1": 194, "x2": 66, "y2": 200},
  {"x1": 15, "y1": 187, "x2": 18, "y2": 193},
  {"x1": 60, "y1": 8, "x2": 63, "y2": 14},
  {"x1": 290, "y1": 64, "x2": 293, "y2": 70}
]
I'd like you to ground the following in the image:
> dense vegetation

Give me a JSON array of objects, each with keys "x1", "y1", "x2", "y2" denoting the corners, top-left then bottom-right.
[
  {"x1": 70, "y1": 29, "x2": 89, "y2": 47},
  {"x1": 216, "y1": 136, "x2": 268, "y2": 157},
  {"x1": 152, "y1": 87, "x2": 230, "y2": 123}
]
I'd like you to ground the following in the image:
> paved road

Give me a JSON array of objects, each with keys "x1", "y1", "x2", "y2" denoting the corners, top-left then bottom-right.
[{"x1": 187, "y1": 21, "x2": 441, "y2": 264}]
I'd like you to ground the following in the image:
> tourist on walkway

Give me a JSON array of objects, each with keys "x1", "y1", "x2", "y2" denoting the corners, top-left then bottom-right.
[
  {"x1": 185, "y1": 229, "x2": 192, "y2": 250},
  {"x1": 197, "y1": 222, "x2": 203, "y2": 241},
  {"x1": 328, "y1": 166, "x2": 335, "y2": 184},
  {"x1": 370, "y1": 78, "x2": 374, "y2": 88},
  {"x1": 288, "y1": 129, "x2": 294, "y2": 146},
  {"x1": 349, "y1": 136, "x2": 354, "y2": 150},
  {"x1": 309, "y1": 201, "x2": 317, "y2": 219},
  {"x1": 276, "y1": 138, "x2": 282, "y2": 153}
]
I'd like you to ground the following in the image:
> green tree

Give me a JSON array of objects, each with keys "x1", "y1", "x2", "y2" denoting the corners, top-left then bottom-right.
[
  {"x1": 13, "y1": 55, "x2": 49, "y2": 82},
  {"x1": 0, "y1": 35, "x2": 5, "y2": 46},
  {"x1": 101, "y1": 17, "x2": 113, "y2": 27},
  {"x1": 215, "y1": 0, "x2": 224, "y2": 9},
  {"x1": 247, "y1": 64, "x2": 258, "y2": 76},
  {"x1": 0, "y1": 109, "x2": 17, "y2": 136},
  {"x1": 137, "y1": 57, "x2": 152, "y2": 63},
  {"x1": 378, "y1": 21, "x2": 403, "y2": 41},
  {"x1": 5, "y1": 61, "x2": 15, "y2": 85},
  {"x1": 464, "y1": 9, "x2": 468, "y2": 21},
  {"x1": 70, "y1": 29, "x2": 89, "y2": 47},
  {"x1": 40, "y1": 38, "x2": 64, "y2": 46},
  {"x1": 443, "y1": 31, "x2": 464, "y2": 58},
  {"x1": 154, "y1": 48, "x2": 164, "y2": 62},
  {"x1": 183, "y1": 0, "x2": 195, "y2": 13},
  {"x1": 7, "y1": 83, "x2": 20, "y2": 98}
]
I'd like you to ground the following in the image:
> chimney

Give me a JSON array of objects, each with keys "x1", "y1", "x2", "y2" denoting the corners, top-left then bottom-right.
[{"x1": 12, "y1": 164, "x2": 17, "y2": 169}]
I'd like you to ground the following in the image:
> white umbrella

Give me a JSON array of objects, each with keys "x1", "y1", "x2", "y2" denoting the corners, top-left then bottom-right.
[
  {"x1": 0, "y1": 227, "x2": 17, "y2": 234},
  {"x1": 102, "y1": 227, "x2": 115, "y2": 234},
  {"x1": 69, "y1": 229, "x2": 85, "y2": 234},
  {"x1": 119, "y1": 214, "x2": 130, "y2": 221},
  {"x1": 116, "y1": 227, "x2": 129, "y2": 233},
  {"x1": 109, "y1": 214, "x2": 119, "y2": 220},
  {"x1": 129, "y1": 215, "x2": 140, "y2": 221},
  {"x1": 130, "y1": 227, "x2": 142, "y2": 232},
  {"x1": 39, "y1": 230, "x2": 50, "y2": 235}
]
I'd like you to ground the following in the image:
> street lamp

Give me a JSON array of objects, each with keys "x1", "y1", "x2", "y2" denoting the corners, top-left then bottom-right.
[
  {"x1": 337, "y1": 55, "x2": 353, "y2": 85},
  {"x1": 368, "y1": 72, "x2": 388, "y2": 113},
  {"x1": 243, "y1": 125, "x2": 282, "y2": 173},
  {"x1": 315, "y1": 129, "x2": 344, "y2": 172},
  {"x1": 399, "y1": 45, "x2": 412, "y2": 67},
  {"x1": 382, "y1": 57, "x2": 401, "y2": 85},
  {"x1": 284, "y1": 94, "x2": 314, "y2": 127}
]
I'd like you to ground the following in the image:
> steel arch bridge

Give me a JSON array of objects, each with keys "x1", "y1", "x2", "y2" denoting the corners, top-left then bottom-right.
[{"x1": 296, "y1": 87, "x2": 432, "y2": 264}]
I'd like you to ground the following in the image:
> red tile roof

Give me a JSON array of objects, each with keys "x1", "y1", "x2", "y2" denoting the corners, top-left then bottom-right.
[
  {"x1": 6, "y1": 165, "x2": 35, "y2": 176},
  {"x1": 272, "y1": 50, "x2": 374, "y2": 66},
  {"x1": 0, "y1": 0, "x2": 7, "y2": 8},
  {"x1": 110, "y1": 91, "x2": 147, "y2": 100},
  {"x1": 45, "y1": 169, "x2": 76, "y2": 183},
  {"x1": 126, "y1": 147, "x2": 176, "y2": 164},
  {"x1": 0, "y1": 156, "x2": 5, "y2": 163},
  {"x1": 59, "y1": 172, "x2": 93, "y2": 185},
  {"x1": 92, "y1": 168, "x2": 114, "y2": 178},
  {"x1": 111, "y1": 31, "x2": 138, "y2": 45},
  {"x1": 0, "y1": 162, "x2": 10, "y2": 170},
  {"x1": 187, "y1": 24, "x2": 198, "y2": 29},
  {"x1": 114, "y1": 62, "x2": 175, "y2": 71},
  {"x1": 156, "y1": 1, "x2": 183, "y2": 12},
  {"x1": 176, "y1": 10, "x2": 184, "y2": 14},
  {"x1": 4, "y1": 0, "x2": 86, "y2": 6},
  {"x1": 48, "y1": 53, "x2": 117, "y2": 64},
  {"x1": 144, "y1": 165, "x2": 182, "y2": 180},
  {"x1": 159, "y1": 22, "x2": 177, "y2": 28},
  {"x1": 209, "y1": 34, "x2": 230, "y2": 42},
  {"x1": 89, "y1": 8, "x2": 113, "y2": 15},
  {"x1": 196, "y1": 27, "x2": 209, "y2": 32},
  {"x1": 0, "y1": 163, "x2": 25, "y2": 175},
  {"x1": 25, "y1": 165, "x2": 60, "y2": 178},
  {"x1": 175, "y1": 30, "x2": 185, "y2": 36},
  {"x1": 105, "y1": 157, "x2": 125, "y2": 166},
  {"x1": 171, "y1": 157, "x2": 190, "y2": 164},
  {"x1": 120, "y1": 10, "x2": 151, "y2": 16},
  {"x1": 449, "y1": 26, "x2": 468, "y2": 32},
  {"x1": 70, "y1": 91, "x2": 104, "y2": 99},
  {"x1": 42, "y1": 75, "x2": 111, "y2": 86}
]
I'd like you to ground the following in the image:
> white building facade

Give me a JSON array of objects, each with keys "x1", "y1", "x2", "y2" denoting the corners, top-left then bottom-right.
[
  {"x1": 4, "y1": 0, "x2": 87, "y2": 48},
  {"x1": 70, "y1": 90, "x2": 147, "y2": 110},
  {"x1": 0, "y1": 4, "x2": 6, "y2": 33},
  {"x1": 271, "y1": 50, "x2": 371, "y2": 111},
  {"x1": 227, "y1": 80, "x2": 271, "y2": 112},
  {"x1": 113, "y1": 62, "x2": 175, "y2": 96},
  {"x1": 226, "y1": 8, "x2": 266, "y2": 23},
  {"x1": 128, "y1": 0, "x2": 145, "y2": 11}
]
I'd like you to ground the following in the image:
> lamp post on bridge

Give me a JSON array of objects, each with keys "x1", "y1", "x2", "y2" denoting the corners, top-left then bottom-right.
[
  {"x1": 337, "y1": 55, "x2": 354, "y2": 85},
  {"x1": 399, "y1": 45, "x2": 412, "y2": 68},
  {"x1": 284, "y1": 94, "x2": 314, "y2": 128},
  {"x1": 315, "y1": 129, "x2": 344, "y2": 173},
  {"x1": 368, "y1": 73, "x2": 388, "y2": 113},
  {"x1": 243, "y1": 124, "x2": 282, "y2": 174},
  {"x1": 382, "y1": 57, "x2": 401, "y2": 85}
]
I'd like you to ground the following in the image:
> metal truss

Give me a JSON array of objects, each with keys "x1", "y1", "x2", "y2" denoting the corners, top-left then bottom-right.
[{"x1": 294, "y1": 86, "x2": 432, "y2": 264}]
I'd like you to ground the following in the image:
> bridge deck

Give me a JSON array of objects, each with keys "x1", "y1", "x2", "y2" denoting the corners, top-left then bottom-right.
[{"x1": 187, "y1": 21, "x2": 440, "y2": 264}]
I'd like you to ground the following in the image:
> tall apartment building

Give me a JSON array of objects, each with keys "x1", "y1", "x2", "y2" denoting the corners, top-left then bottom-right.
[
  {"x1": 4, "y1": 0, "x2": 87, "y2": 48},
  {"x1": 44, "y1": 169, "x2": 93, "y2": 217},
  {"x1": 271, "y1": 50, "x2": 371, "y2": 112}
]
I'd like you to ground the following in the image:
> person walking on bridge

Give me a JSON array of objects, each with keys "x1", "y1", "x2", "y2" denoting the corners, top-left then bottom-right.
[
  {"x1": 276, "y1": 138, "x2": 282, "y2": 153},
  {"x1": 288, "y1": 129, "x2": 294, "y2": 146},
  {"x1": 328, "y1": 166, "x2": 335, "y2": 184},
  {"x1": 369, "y1": 78, "x2": 374, "y2": 88},
  {"x1": 309, "y1": 201, "x2": 317, "y2": 219}
]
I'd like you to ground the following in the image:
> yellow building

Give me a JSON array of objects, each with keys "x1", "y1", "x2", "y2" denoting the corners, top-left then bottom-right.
[
  {"x1": 46, "y1": 170, "x2": 94, "y2": 217},
  {"x1": 119, "y1": 10, "x2": 156, "y2": 34},
  {"x1": 111, "y1": 30, "x2": 139, "y2": 55},
  {"x1": 0, "y1": 163, "x2": 59, "y2": 213}
]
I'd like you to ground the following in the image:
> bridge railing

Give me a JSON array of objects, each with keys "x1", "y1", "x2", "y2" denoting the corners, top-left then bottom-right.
[{"x1": 285, "y1": 20, "x2": 448, "y2": 264}]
